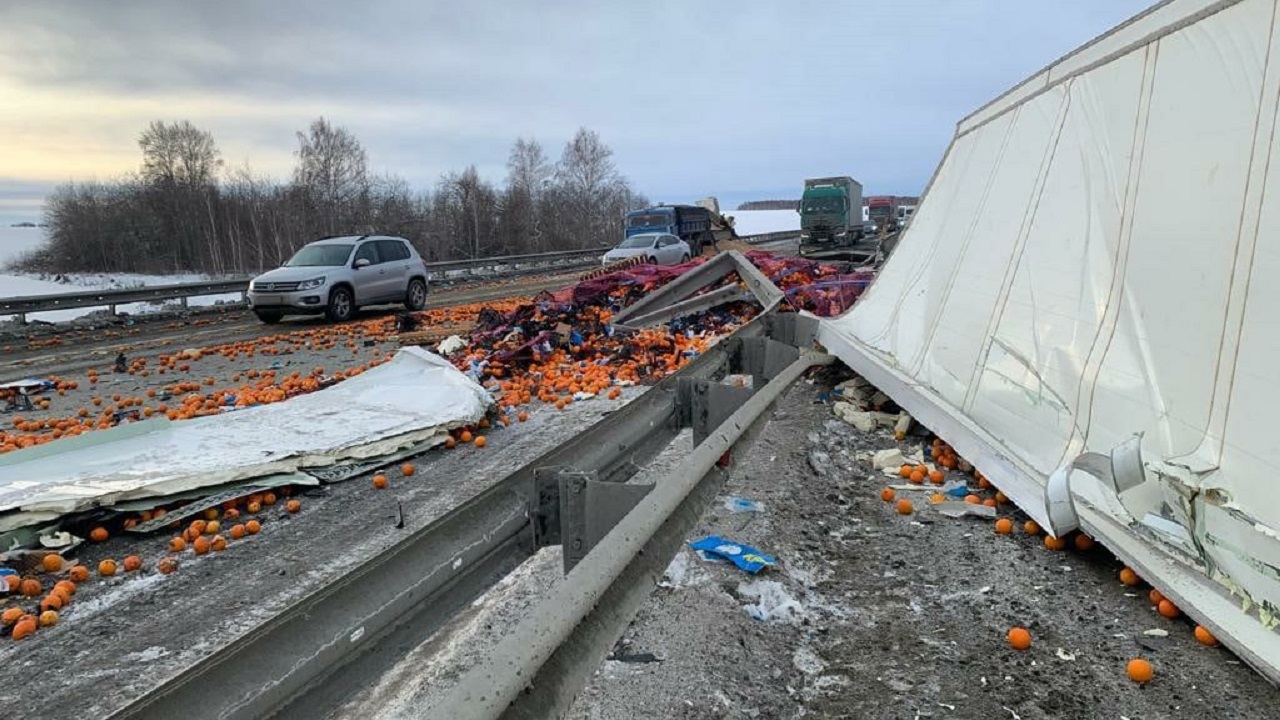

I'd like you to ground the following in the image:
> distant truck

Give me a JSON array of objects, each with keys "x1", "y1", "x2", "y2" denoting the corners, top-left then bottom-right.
[
  {"x1": 624, "y1": 202, "x2": 733, "y2": 257},
  {"x1": 866, "y1": 196, "x2": 915, "y2": 233},
  {"x1": 798, "y1": 176, "x2": 870, "y2": 257}
]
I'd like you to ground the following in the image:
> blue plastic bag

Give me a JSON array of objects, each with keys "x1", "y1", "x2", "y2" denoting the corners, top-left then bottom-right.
[{"x1": 689, "y1": 535, "x2": 776, "y2": 574}]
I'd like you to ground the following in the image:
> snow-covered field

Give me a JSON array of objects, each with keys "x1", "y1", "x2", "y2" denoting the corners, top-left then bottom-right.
[
  {"x1": 0, "y1": 227, "x2": 241, "y2": 323},
  {"x1": 724, "y1": 209, "x2": 799, "y2": 236}
]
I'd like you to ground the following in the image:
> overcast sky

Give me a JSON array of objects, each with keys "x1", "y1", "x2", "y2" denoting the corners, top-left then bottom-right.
[{"x1": 0, "y1": 0, "x2": 1153, "y2": 224}]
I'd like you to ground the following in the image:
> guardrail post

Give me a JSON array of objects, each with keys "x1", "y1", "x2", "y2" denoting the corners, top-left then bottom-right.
[{"x1": 109, "y1": 303, "x2": 117, "y2": 316}]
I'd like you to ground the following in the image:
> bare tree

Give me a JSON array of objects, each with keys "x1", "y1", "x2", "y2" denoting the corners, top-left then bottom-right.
[{"x1": 293, "y1": 117, "x2": 369, "y2": 234}]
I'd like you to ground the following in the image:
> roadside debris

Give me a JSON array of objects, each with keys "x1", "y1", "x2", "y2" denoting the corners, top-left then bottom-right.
[
  {"x1": 739, "y1": 579, "x2": 803, "y2": 623},
  {"x1": 722, "y1": 497, "x2": 765, "y2": 514},
  {"x1": 689, "y1": 535, "x2": 776, "y2": 574}
]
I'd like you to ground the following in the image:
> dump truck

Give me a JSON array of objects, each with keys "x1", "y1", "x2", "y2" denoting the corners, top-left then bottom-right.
[
  {"x1": 798, "y1": 176, "x2": 870, "y2": 258},
  {"x1": 624, "y1": 201, "x2": 735, "y2": 257}
]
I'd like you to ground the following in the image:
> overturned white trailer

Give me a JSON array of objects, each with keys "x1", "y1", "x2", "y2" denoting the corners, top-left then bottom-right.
[{"x1": 820, "y1": 0, "x2": 1280, "y2": 683}]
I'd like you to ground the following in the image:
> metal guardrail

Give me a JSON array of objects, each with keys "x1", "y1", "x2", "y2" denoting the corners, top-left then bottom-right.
[{"x1": 0, "y1": 234, "x2": 798, "y2": 321}]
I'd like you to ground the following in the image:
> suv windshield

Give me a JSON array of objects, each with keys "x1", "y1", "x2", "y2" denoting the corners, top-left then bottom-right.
[
  {"x1": 285, "y1": 244, "x2": 354, "y2": 267},
  {"x1": 618, "y1": 235, "x2": 659, "y2": 249}
]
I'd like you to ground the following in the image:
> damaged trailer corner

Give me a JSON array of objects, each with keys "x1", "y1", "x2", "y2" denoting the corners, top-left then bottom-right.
[{"x1": 817, "y1": 0, "x2": 1280, "y2": 685}]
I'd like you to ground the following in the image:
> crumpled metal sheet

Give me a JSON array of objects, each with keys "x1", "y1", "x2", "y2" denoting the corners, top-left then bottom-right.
[{"x1": 0, "y1": 347, "x2": 492, "y2": 524}]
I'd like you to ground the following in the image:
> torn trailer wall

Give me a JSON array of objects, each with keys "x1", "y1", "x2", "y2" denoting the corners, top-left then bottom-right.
[
  {"x1": 0, "y1": 347, "x2": 492, "y2": 527},
  {"x1": 818, "y1": 0, "x2": 1280, "y2": 684}
]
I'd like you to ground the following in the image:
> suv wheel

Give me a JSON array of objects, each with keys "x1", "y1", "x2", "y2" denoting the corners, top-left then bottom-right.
[
  {"x1": 326, "y1": 286, "x2": 355, "y2": 322},
  {"x1": 405, "y1": 278, "x2": 427, "y2": 311},
  {"x1": 254, "y1": 309, "x2": 283, "y2": 325}
]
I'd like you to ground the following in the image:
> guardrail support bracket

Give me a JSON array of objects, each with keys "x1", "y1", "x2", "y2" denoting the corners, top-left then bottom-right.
[
  {"x1": 677, "y1": 378, "x2": 756, "y2": 446},
  {"x1": 533, "y1": 467, "x2": 657, "y2": 574}
]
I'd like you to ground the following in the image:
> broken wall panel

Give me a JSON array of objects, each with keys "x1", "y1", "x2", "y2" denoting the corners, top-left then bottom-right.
[
  {"x1": 820, "y1": 0, "x2": 1280, "y2": 683},
  {"x1": 0, "y1": 347, "x2": 492, "y2": 523}
]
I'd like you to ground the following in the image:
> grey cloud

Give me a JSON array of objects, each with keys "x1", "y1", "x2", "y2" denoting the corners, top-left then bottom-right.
[{"x1": 2, "y1": 0, "x2": 1154, "y2": 202}]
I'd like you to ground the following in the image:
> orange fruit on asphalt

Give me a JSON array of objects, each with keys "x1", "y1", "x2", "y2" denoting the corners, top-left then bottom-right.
[
  {"x1": 928, "y1": 470, "x2": 944, "y2": 484},
  {"x1": 995, "y1": 491, "x2": 1009, "y2": 504},
  {"x1": 895, "y1": 499, "x2": 914, "y2": 515},
  {"x1": 39, "y1": 593, "x2": 63, "y2": 612},
  {"x1": 995, "y1": 518, "x2": 1013, "y2": 534},
  {"x1": 1074, "y1": 534, "x2": 1096, "y2": 551},
  {"x1": 39, "y1": 610, "x2": 58, "y2": 627},
  {"x1": 205, "y1": 520, "x2": 220, "y2": 535},
  {"x1": 964, "y1": 494, "x2": 981, "y2": 505},
  {"x1": 1024, "y1": 520, "x2": 1041, "y2": 536},
  {"x1": 929, "y1": 493, "x2": 945, "y2": 503},
  {"x1": 909, "y1": 468, "x2": 926, "y2": 484},
  {"x1": 246, "y1": 501, "x2": 262, "y2": 514},
  {"x1": 478, "y1": 418, "x2": 490, "y2": 429},
  {"x1": 444, "y1": 437, "x2": 457, "y2": 449},
  {"x1": 89, "y1": 527, "x2": 109, "y2": 542},
  {"x1": 517, "y1": 411, "x2": 528, "y2": 422},
  {"x1": 978, "y1": 477, "x2": 992, "y2": 490},
  {"x1": 203, "y1": 508, "x2": 219, "y2": 521},
  {"x1": 1194, "y1": 625, "x2": 1218, "y2": 646},
  {"x1": 210, "y1": 535, "x2": 228, "y2": 552},
  {"x1": 169, "y1": 536, "x2": 187, "y2": 552},
  {"x1": 880, "y1": 487, "x2": 896, "y2": 502},
  {"x1": 229, "y1": 524, "x2": 246, "y2": 540},
  {"x1": 1158, "y1": 599, "x2": 1180, "y2": 618},
  {"x1": 460, "y1": 430, "x2": 473, "y2": 444},
  {"x1": 158, "y1": 557, "x2": 179, "y2": 575},
  {"x1": 898, "y1": 465, "x2": 912, "y2": 479},
  {"x1": 401, "y1": 463, "x2": 416, "y2": 477},
  {"x1": 245, "y1": 520, "x2": 261, "y2": 535},
  {"x1": 68, "y1": 565, "x2": 89, "y2": 582},
  {"x1": 192, "y1": 537, "x2": 211, "y2": 555},
  {"x1": 262, "y1": 492, "x2": 277, "y2": 506},
  {"x1": 1, "y1": 607, "x2": 22, "y2": 626},
  {"x1": 41, "y1": 554, "x2": 62, "y2": 573},
  {"x1": 54, "y1": 580, "x2": 76, "y2": 597},
  {"x1": 285, "y1": 499, "x2": 301, "y2": 513},
  {"x1": 19, "y1": 578, "x2": 41, "y2": 597},
  {"x1": 12, "y1": 618, "x2": 37, "y2": 640},
  {"x1": 373, "y1": 474, "x2": 389, "y2": 489},
  {"x1": 474, "y1": 436, "x2": 488, "y2": 448},
  {"x1": 1044, "y1": 535, "x2": 1067, "y2": 551},
  {"x1": 98, "y1": 559, "x2": 117, "y2": 577},
  {"x1": 189, "y1": 519, "x2": 207, "y2": 535},
  {"x1": 1126, "y1": 658, "x2": 1154, "y2": 683},
  {"x1": 1149, "y1": 589, "x2": 1165, "y2": 605},
  {"x1": 1008, "y1": 627, "x2": 1032, "y2": 650},
  {"x1": 123, "y1": 555, "x2": 142, "y2": 572},
  {"x1": 982, "y1": 498, "x2": 997, "y2": 508},
  {"x1": 1119, "y1": 567, "x2": 1141, "y2": 587}
]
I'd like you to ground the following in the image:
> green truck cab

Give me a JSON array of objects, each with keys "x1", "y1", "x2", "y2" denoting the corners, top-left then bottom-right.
[{"x1": 798, "y1": 176, "x2": 870, "y2": 258}]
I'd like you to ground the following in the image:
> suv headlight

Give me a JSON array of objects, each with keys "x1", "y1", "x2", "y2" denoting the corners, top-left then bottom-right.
[{"x1": 298, "y1": 276, "x2": 326, "y2": 290}]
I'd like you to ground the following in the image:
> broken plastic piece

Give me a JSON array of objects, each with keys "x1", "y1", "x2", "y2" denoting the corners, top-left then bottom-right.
[
  {"x1": 722, "y1": 497, "x2": 765, "y2": 513},
  {"x1": 934, "y1": 501, "x2": 997, "y2": 519}
]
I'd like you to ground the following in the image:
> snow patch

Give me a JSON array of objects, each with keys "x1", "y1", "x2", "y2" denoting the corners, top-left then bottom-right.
[
  {"x1": 659, "y1": 549, "x2": 709, "y2": 589},
  {"x1": 792, "y1": 645, "x2": 826, "y2": 675},
  {"x1": 726, "y1": 209, "x2": 799, "y2": 236},
  {"x1": 122, "y1": 646, "x2": 170, "y2": 663},
  {"x1": 739, "y1": 579, "x2": 804, "y2": 623}
]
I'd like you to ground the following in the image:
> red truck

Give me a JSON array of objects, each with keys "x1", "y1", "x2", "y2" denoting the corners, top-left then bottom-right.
[{"x1": 866, "y1": 196, "x2": 913, "y2": 233}]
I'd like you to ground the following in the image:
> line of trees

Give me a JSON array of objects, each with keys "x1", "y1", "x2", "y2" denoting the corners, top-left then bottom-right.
[{"x1": 15, "y1": 119, "x2": 649, "y2": 275}]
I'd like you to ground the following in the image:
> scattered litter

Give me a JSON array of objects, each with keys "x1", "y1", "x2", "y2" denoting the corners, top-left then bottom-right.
[
  {"x1": 1003, "y1": 707, "x2": 1022, "y2": 720},
  {"x1": 1055, "y1": 648, "x2": 1077, "y2": 661},
  {"x1": 723, "y1": 496, "x2": 765, "y2": 513},
  {"x1": 607, "y1": 651, "x2": 661, "y2": 664},
  {"x1": 722, "y1": 374, "x2": 754, "y2": 389},
  {"x1": 1143, "y1": 628, "x2": 1170, "y2": 637},
  {"x1": 739, "y1": 579, "x2": 803, "y2": 623},
  {"x1": 933, "y1": 501, "x2": 997, "y2": 519},
  {"x1": 937, "y1": 702, "x2": 957, "y2": 711},
  {"x1": 38, "y1": 531, "x2": 76, "y2": 548},
  {"x1": 871, "y1": 448, "x2": 906, "y2": 470},
  {"x1": 690, "y1": 535, "x2": 775, "y2": 574}
]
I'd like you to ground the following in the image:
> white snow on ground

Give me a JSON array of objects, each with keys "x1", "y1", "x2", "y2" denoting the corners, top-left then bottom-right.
[
  {"x1": 723, "y1": 209, "x2": 800, "y2": 236},
  {"x1": 0, "y1": 227, "x2": 242, "y2": 322}
]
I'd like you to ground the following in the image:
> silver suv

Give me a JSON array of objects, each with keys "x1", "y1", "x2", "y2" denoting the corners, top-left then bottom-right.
[{"x1": 247, "y1": 235, "x2": 429, "y2": 324}]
